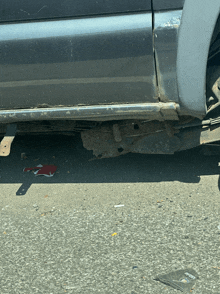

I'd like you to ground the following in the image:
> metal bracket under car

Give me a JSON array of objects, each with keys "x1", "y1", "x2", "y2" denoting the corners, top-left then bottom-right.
[{"x1": 0, "y1": 124, "x2": 17, "y2": 156}]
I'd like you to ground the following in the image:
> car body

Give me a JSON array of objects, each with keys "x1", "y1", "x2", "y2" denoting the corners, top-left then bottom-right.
[{"x1": 0, "y1": 0, "x2": 220, "y2": 158}]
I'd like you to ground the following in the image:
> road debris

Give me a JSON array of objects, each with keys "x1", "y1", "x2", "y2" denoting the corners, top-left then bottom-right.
[
  {"x1": 62, "y1": 285, "x2": 75, "y2": 290},
  {"x1": 23, "y1": 164, "x2": 57, "y2": 177},
  {"x1": 41, "y1": 209, "x2": 55, "y2": 216},
  {"x1": 155, "y1": 268, "x2": 199, "y2": 293},
  {"x1": 33, "y1": 204, "x2": 39, "y2": 211},
  {"x1": 111, "y1": 233, "x2": 117, "y2": 236}
]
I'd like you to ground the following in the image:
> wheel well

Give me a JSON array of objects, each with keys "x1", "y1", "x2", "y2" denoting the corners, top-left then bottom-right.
[
  {"x1": 210, "y1": 15, "x2": 220, "y2": 48},
  {"x1": 206, "y1": 14, "x2": 220, "y2": 112},
  {"x1": 176, "y1": 0, "x2": 219, "y2": 118}
]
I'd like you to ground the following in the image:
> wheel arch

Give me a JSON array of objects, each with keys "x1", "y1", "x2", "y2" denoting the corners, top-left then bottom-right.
[{"x1": 177, "y1": 0, "x2": 220, "y2": 119}]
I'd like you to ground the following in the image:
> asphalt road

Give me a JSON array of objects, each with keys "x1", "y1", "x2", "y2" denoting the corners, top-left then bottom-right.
[{"x1": 0, "y1": 133, "x2": 220, "y2": 293}]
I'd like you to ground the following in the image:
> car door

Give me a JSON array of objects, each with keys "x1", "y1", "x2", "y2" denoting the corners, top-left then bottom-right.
[{"x1": 0, "y1": 0, "x2": 157, "y2": 110}]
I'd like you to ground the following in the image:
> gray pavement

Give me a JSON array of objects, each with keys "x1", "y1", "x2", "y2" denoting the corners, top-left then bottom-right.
[{"x1": 0, "y1": 134, "x2": 220, "y2": 293}]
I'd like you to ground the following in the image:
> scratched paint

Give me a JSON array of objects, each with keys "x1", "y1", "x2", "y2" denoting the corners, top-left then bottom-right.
[
  {"x1": 163, "y1": 16, "x2": 181, "y2": 28},
  {"x1": 155, "y1": 11, "x2": 182, "y2": 30}
]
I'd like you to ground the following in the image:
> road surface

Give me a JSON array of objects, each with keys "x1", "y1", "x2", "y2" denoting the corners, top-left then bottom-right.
[{"x1": 0, "y1": 134, "x2": 220, "y2": 293}]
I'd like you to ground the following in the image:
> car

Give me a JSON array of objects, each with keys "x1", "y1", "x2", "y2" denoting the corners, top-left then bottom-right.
[{"x1": 0, "y1": 0, "x2": 220, "y2": 158}]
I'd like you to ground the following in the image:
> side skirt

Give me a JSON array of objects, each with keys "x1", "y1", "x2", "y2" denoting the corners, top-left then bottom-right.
[{"x1": 0, "y1": 103, "x2": 180, "y2": 123}]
